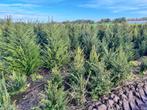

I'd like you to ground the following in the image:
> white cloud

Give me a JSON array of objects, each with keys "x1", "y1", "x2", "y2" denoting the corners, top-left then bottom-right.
[
  {"x1": 0, "y1": 3, "x2": 42, "y2": 17},
  {"x1": 16, "y1": 0, "x2": 65, "y2": 4},
  {"x1": 0, "y1": 3, "x2": 38, "y2": 7},
  {"x1": 135, "y1": 10, "x2": 147, "y2": 15},
  {"x1": 79, "y1": 0, "x2": 114, "y2": 8},
  {"x1": 79, "y1": 0, "x2": 147, "y2": 16},
  {"x1": 109, "y1": 6, "x2": 140, "y2": 13}
]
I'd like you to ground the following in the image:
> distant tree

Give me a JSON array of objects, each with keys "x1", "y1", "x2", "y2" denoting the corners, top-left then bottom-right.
[
  {"x1": 72, "y1": 20, "x2": 95, "y2": 24},
  {"x1": 113, "y1": 17, "x2": 126, "y2": 23},
  {"x1": 99, "y1": 18, "x2": 111, "y2": 23},
  {"x1": 142, "y1": 17, "x2": 147, "y2": 20}
]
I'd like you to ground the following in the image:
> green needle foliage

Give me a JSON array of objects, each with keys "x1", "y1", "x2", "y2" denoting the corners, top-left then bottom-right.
[
  {"x1": 69, "y1": 72, "x2": 89, "y2": 106},
  {"x1": 41, "y1": 66, "x2": 68, "y2": 110},
  {"x1": 0, "y1": 19, "x2": 146, "y2": 109},
  {"x1": 89, "y1": 45, "x2": 99, "y2": 64},
  {"x1": 34, "y1": 24, "x2": 48, "y2": 49},
  {"x1": 73, "y1": 47, "x2": 85, "y2": 73},
  {"x1": 88, "y1": 45, "x2": 111, "y2": 100},
  {"x1": 0, "y1": 74, "x2": 16, "y2": 110},
  {"x1": 78, "y1": 25, "x2": 98, "y2": 58},
  {"x1": 6, "y1": 71, "x2": 27, "y2": 95},
  {"x1": 43, "y1": 24, "x2": 69, "y2": 69},
  {"x1": 68, "y1": 47, "x2": 89, "y2": 106},
  {"x1": 66, "y1": 24, "x2": 81, "y2": 50},
  {"x1": 110, "y1": 46, "x2": 131, "y2": 85},
  {"x1": 0, "y1": 24, "x2": 41, "y2": 76},
  {"x1": 141, "y1": 56, "x2": 147, "y2": 71},
  {"x1": 1, "y1": 17, "x2": 14, "y2": 43}
]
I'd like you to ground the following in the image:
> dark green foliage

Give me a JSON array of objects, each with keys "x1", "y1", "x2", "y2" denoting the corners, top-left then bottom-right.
[
  {"x1": 1, "y1": 17, "x2": 13, "y2": 43},
  {"x1": 99, "y1": 18, "x2": 111, "y2": 23},
  {"x1": 40, "y1": 66, "x2": 68, "y2": 110},
  {"x1": 88, "y1": 45, "x2": 111, "y2": 99},
  {"x1": 0, "y1": 20, "x2": 146, "y2": 109},
  {"x1": 43, "y1": 24, "x2": 69, "y2": 69},
  {"x1": 66, "y1": 24, "x2": 81, "y2": 50},
  {"x1": 68, "y1": 47, "x2": 88, "y2": 105},
  {"x1": 78, "y1": 25, "x2": 98, "y2": 58},
  {"x1": 113, "y1": 17, "x2": 126, "y2": 23},
  {"x1": 73, "y1": 47, "x2": 85, "y2": 73},
  {"x1": 5, "y1": 71, "x2": 27, "y2": 95},
  {"x1": 139, "y1": 25, "x2": 147, "y2": 56},
  {"x1": 110, "y1": 46, "x2": 131, "y2": 85},
  {"x1": 0, "y1": 74, "x2": 16, "y2": 110},
  {"x1": 141, "y1": 57, "x2": 147, "y2": 71},
  {"x1": 34, "y1": 24, "x2": 48, "y2": 48},
  {"x1": 0, "y1": 24, "x2": 41, "y2": 76}
]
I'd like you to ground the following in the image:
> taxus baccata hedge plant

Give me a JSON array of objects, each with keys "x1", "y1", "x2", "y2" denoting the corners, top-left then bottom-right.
[
  {"x1": 39, "y1": 66, "x2": 68, "y2": 110},
  {"x1": 42, "y1": 24, "x2": 70, "y2": 69},
  {"x1": 0, "y1": 24, "x2": 41, "y2": 76},
  {"x1": 0, "y1": 74, "x2": 16, "y2": 110},
  {"x1": 0, "y1": 18, "x2": 147, "y2": 109}
]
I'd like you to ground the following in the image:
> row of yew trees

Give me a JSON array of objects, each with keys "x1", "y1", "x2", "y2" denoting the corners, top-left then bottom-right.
[{"x1": 0, "y1": 19, "x2": 147, "y2": 109}]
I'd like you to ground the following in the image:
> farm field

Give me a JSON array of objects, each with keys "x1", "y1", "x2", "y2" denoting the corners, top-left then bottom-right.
[{"x1": 0, "y1": 18, "x2": 147, "y2": 110}]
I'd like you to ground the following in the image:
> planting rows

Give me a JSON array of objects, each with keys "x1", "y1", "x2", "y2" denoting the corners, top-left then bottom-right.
[{"x1": 0, "y1": 19, "x2": 147, "y2": 110}]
